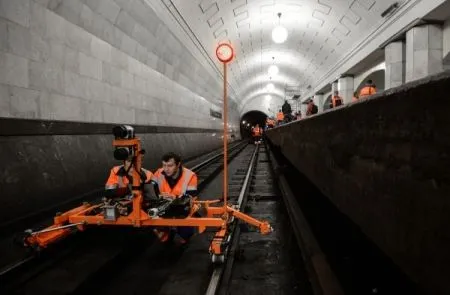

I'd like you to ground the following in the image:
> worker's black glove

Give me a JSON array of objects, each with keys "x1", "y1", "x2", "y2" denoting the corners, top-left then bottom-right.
[
  {"x1": 172, "y1": 194, "x2": 191, "y2": 206},
  {"x1": 138, "y1": 170, "x2": 148, "y2": 182},
  {"x1": 180, "y1": 193, "x2": 190, "y2": 200},
  {"x1": 104, "y1": 187, "x2": 130, "y2": 198}
]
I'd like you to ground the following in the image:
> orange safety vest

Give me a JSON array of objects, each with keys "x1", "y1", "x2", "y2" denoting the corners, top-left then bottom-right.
[
  {"x1": 152, "y1": 167, "x2": 198, "y2": 198},
  {"x1": 306, "y1": 104, "x2": 312, "y2": 116},
  {"x1": 105, "y1": 165, "x2": 153, "y2": 189},
  {"x1": 332, "y1": 95, "x2": 343, "y2": 107},
  {"x1": 276, "y1": 112, "x2": 284, "y2": 121},
  {"x1": 359, "y1": 86, "x2": 376, "y2": 97},
  {"x1": 252, "y1": 127, "x2": 262, "y2": 136}
]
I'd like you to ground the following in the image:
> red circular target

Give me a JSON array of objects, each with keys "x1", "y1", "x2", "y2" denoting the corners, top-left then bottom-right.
[{"x1": 216, "y1": 43, "x2": 234, "y2": 63}]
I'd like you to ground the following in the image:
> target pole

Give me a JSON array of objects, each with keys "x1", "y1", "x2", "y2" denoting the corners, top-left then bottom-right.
[{"x1": 215, "y1": 43, "x2": 234, "y2": 211}]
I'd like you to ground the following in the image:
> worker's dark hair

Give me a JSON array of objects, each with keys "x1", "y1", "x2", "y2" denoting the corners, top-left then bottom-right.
[{"x1": 162, "y1": 152, "x2": 181, "y2": 164}]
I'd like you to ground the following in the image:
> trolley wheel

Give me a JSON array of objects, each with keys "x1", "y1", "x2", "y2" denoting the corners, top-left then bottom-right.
[
  {"x1": 211, "y1": 254, "x2": 225, "y2": 264},
  {"x1": 13, "y1": 230, "x2": 41, "y2": 253},
  {"x1": 13, "y1": 229, "x2": 32, "y2": 247}
]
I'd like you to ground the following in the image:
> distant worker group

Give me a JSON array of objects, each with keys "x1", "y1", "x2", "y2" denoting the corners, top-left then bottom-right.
[
  {"x1": 332, "y1": 79, "x2": 377, "y2": 108},
  {"x1": 251, "y1": 124, "x2": 263, "y2": 144},
  {"x1": 261, "y1": 79, "x2": 377, "y2": 130},
  {"x1": 248, "y1": 81, "x2": 377, "y2": 149}
]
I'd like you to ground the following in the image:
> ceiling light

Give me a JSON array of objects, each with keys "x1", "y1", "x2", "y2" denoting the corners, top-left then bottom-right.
[
  {"x1": 266, "y1": 83, "x2": 275, "y2": 91},
  {"x1": 272, "y1": 13, "x2": 288, "y2": 44},
  {"x1": 268, "y1": 65, "x2": 279, "y2": 76},
  {"x1": 272, "y1": 26, "x2": 288, "y2": 43},
  {"x1": 266, "y1": 95, "x2": 272, "y2": 99}
]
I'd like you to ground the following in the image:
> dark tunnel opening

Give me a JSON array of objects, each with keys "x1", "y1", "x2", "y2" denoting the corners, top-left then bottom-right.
[{"x1": 239, "y1": 111, "x2": 267, "y2": 139}]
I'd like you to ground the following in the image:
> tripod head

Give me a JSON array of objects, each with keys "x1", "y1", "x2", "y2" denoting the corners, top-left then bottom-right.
[{"x1": 111, "y1": 125, "x2": 146, "y2": 193}]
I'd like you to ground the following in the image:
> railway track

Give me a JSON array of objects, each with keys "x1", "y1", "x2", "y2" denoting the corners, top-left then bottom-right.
[
  {"x1": 1, "y1": 140, "x2": 360, "y2": 295},
  {"x1": 103, "y1": 143, "x2": 314, "y2": 295},
  {"x1": 206, "y1": 144, "x2": 290, "y2": 295}
]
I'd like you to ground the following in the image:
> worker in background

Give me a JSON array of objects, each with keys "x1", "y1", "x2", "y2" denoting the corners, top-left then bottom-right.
[
  {"x1": 352, "y1": 91, "x2": 359, "y2": 102},
  {"x1": 265, "y1": 117, "x2": 275, "y2": 129},
  {"x1": 282, "y1": 100, "x2": 292, "y2": 123},
  {"x1": 105, "y1": 156, "x2": 154, "y2": 201},
  {"x1": 359, "y1": 79, "x2": 377, "y2": 98},
  {"x1": 331, "y1": 91, "x2": 343, "y2": 108},
  {"x1": 295, "y1": 111, "x2": 302, "y2": 120},
  {"x1": 276, "y1": 109, "x2": 284, "y2": 125},
  {"x1": 306, "y1": 99, "x2": 318, "y2": 116},
  {"x1": 251, "y1": 124, "x2": 263, "y2": 144},
  {"x1": 152, "y1": 152, "x2": 198, "y2": 245}
]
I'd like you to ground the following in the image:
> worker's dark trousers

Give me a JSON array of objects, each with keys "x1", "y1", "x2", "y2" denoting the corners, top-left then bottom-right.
[{"x1": 176, "y1": 226, "x2": 195, "y2": 239}]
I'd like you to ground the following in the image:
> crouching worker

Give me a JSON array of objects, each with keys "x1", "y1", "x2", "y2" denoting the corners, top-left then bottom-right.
[
  {"x1": 152, "y1": 152, "x2": 198, "y2": 245},
  {"x1": 105, "y1": 157, "x2": 155, "y2": 201},
  {"x1": 251, "y1": 124, "x2": 263, "y2": 144}
]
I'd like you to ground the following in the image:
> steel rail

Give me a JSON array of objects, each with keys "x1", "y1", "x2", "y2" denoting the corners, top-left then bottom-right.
[{"x1": 205, "y1": 144, "x2": 259, "y2": 295}]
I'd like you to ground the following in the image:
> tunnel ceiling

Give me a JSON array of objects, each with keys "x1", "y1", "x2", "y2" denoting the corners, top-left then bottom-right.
[{"x1": 168, "y1": 0, "x2": 399, "y2": 112}]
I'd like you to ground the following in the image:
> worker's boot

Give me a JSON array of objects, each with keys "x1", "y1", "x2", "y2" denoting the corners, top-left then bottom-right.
[
  {"x1": 173, "y1": 227, "x2": 195, "y2": 247},
  {"x1": 153, "y1": 229, "x2": 170, "y2": 243},
  {"x1": 173, "y1": 234, "x2": 187, "y2": 246}
]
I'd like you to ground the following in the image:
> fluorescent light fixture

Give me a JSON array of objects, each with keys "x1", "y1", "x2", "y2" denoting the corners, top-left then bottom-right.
[
  {"x1": 268, "y1": 65, "x2": 279, "y2": 76},
  {"x1": 272, "y1": 25, "x2": 288, "y2": 44}
]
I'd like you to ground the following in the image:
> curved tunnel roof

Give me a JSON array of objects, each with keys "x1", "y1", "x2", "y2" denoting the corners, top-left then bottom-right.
[{"x1": 168, "y1": 0, "x2": 399, "y2": 113}]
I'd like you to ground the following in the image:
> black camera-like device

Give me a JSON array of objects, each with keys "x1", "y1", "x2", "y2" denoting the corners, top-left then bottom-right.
[
  {"x1": 112, "y1": 125, "x2": 135, "y2": 139},
  {"x1": 112, "y1": 125, "x2": 135, "y2": 161}
]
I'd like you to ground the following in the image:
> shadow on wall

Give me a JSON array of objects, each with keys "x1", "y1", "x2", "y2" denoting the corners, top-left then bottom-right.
[{"x1": 356, "y1": 69, "x2": 385, "y2": 94}]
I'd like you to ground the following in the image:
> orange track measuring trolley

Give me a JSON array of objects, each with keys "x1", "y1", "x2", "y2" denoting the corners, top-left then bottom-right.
[{"x1": 22, "y1": 125, "x2": 272, "y2": 263}]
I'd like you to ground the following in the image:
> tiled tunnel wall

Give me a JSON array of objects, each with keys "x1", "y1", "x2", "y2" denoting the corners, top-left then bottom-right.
[
  {"x1": 267, "y1": 70, "x2": 450, "y2": 295},
  {"x1": 0, "y1": 0, "x2": 239, "y2": 224},
  {"x1": 0, "y1": 0, "x2": 239, "y2": 126}
]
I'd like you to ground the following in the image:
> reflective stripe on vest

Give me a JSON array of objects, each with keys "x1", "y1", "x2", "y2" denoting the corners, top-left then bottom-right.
[
  {"x1": 118, "y1": 175, "x2": 124, "y2": 187},
  {"x1": 360, "y1": 86, "x2": 375, "y2": 97},
  {"x1": 157, "y1": 171, "x2": 165, "y2": 193},
  {"x1": 277, "y1": 113, "x2": 284, "y2": 120},
  {"x1": 181, "y1": 168, "x2": 193, "y2": 194},
  {"x1": 105, "y1": 165, "x2": 125, "y2": 189}
]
